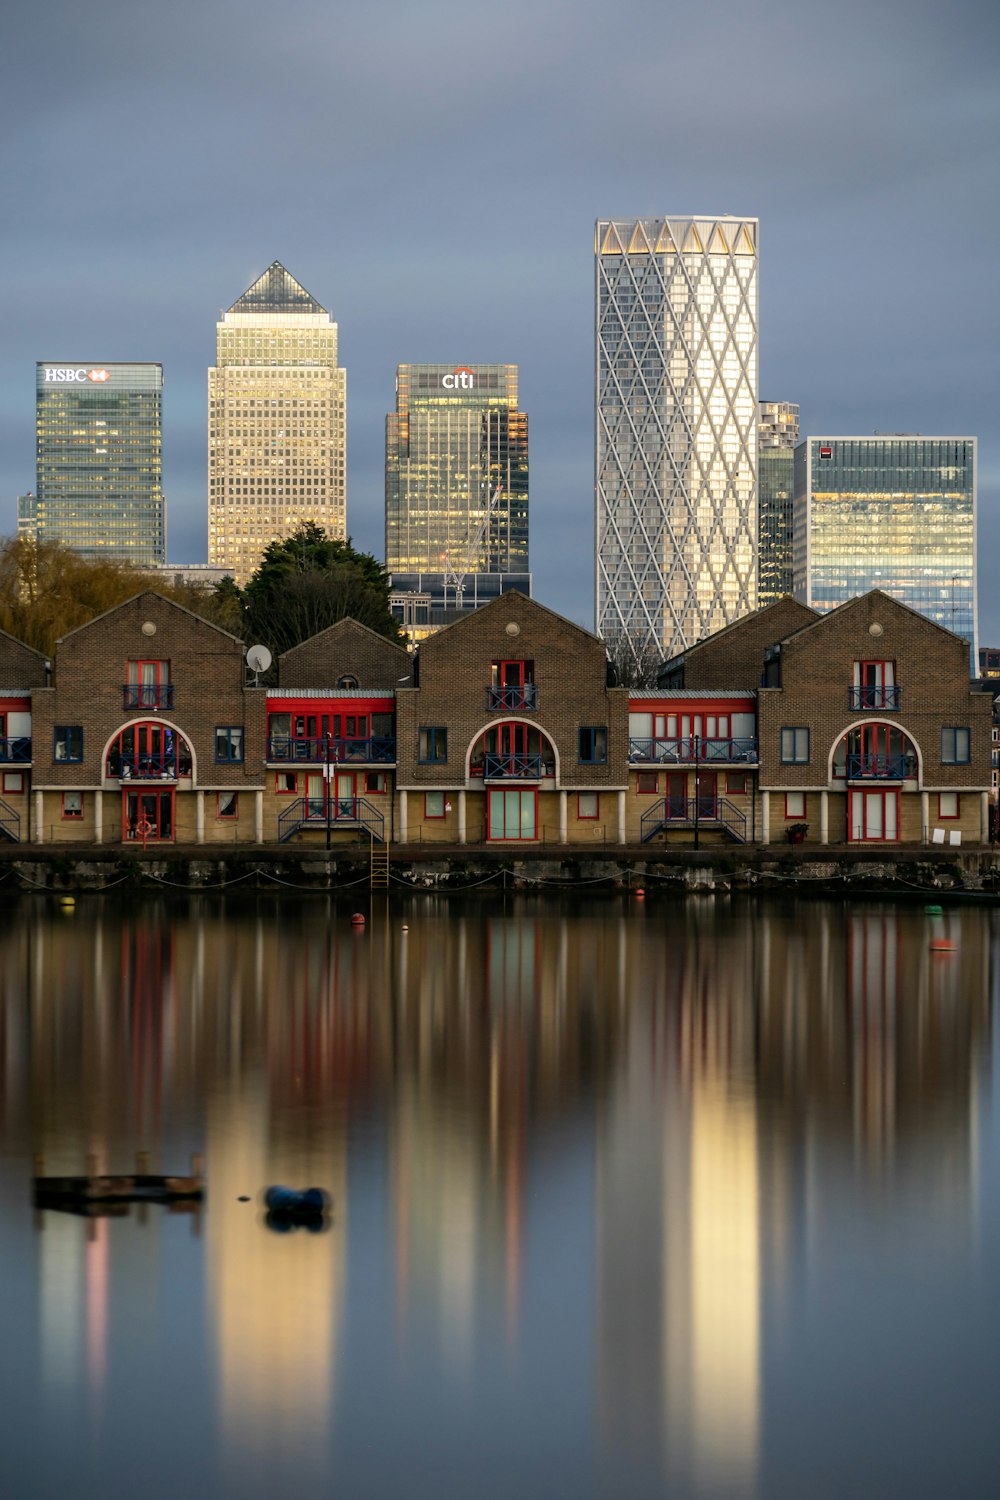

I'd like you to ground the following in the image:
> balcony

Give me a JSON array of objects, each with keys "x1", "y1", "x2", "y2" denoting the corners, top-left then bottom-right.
[
  {"x1": 481, "y1": 752, "x2": 549, "y2": 781},
  {"x1": 845, "y1": 753, "x2": 914, "y2": 780},
  {"x1": 109, "y1": 753, "x2": 182, "y2": 781},
  {"x1": 848, "y1": 686, "x2": 900, "y2": 711},
  {"x1": 486, "y1": 684, "x2": 539, "y2": 711},
  {"x1": 123, "y1": 684, "x2": 174, "y2": 710},
  {"x1": 0, "y1": 737, "x2": 31, "y2": 763},
  {"x1": 267, "y1": 735, "x2": 396, "y2": 764},
  {"x1": 628, "y1": 736, "x2": 758, "y2": 764}
]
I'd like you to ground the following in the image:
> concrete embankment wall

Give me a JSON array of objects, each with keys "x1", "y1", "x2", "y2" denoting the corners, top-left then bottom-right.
[{"x1": 1, "y1": 843, "x2": 999, "y2": 898}]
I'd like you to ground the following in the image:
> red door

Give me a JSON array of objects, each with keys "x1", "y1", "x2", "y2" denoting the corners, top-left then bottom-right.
[{"x1": 696, "y1": 771, "x2": 717, "y2": 818}]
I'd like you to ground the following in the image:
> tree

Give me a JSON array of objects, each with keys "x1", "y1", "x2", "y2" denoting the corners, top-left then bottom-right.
[
  {"x1": 0, "y1": 537, "x2": 223, "y2": 658},
  {"x1": 239, "y1": 523, "x2": 403, "y2": 657},
  {"x1": 603, "y1": 631, "x2": 664, "y2": 688}
]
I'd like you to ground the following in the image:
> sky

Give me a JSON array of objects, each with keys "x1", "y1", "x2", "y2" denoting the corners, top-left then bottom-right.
[{"x1": 1, "y1": 0, "x2": 997, "y2": 640}]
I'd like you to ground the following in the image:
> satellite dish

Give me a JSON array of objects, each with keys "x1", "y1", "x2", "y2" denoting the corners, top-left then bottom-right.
[{"x1": 246, "y1": 644, "x2": 272, "y2": 674}]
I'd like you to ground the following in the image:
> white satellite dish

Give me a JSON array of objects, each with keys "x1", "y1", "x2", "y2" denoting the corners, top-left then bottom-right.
[{"x1": 246, "y1": 644, "x2": 272, "y2": 675}]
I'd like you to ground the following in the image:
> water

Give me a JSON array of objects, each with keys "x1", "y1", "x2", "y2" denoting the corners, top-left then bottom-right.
[{"x1": 1, "y1": 892, "x2": 999, "y2": 1499}]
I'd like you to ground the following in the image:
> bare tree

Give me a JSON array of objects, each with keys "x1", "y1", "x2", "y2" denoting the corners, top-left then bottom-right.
[{"x1": 603, "y1": 632, "x2": 664, "y2": 688}]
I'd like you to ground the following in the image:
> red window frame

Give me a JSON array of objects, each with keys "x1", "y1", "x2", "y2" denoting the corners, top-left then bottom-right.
[
  {"x1": 784, "y1": 792, "x2": 806, "y2": 820},
  {"x1": 577, "y1": 793, "x2": 599, "y2": 819},
  {"x1": 938, "y1": 792, "x2": 960, "y2": 820},
  {"x1": 217, "y1": 792, "x2": 239, "y2": 820},
  {"x1": 726, "y1": 771, "x2": 748, "y2": 794},
  {"x1": 848, "y1": 788, "x2": 900, "y2": 843},
  {"x1": 486, "y1": 786, "x2": 538, "y2": 842},
  {"x1": 2, "y1": 771, "x2": 24, "y2": 794},
  {"x1": 275, "y1": 772, "x2": 298, "y2": 794},
  {"x1": 425, "y1": 792, "x2": 446, "y2": 818},
  {"x1": 636, "y1": 772, "x2": 658, "y2": 795},
  {"x1": 365, "y1": 772, "x2": 387, "y2": 795},
  {"x1": 62, "y1": 791, "x2": 82, "y2": 819}
]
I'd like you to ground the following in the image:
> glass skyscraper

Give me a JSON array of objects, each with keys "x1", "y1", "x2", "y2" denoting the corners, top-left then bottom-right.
[
  {"x1": 595, "y1": 216, "x2": 759, "y2": 661},
  {"x1": 758, "y1": 400, "x2": 799, "y2": 606},
  {"x1": 793, "y1": 435, "x2": 978, "y2": 655},
  {"x1": 208, "y1": 262, "x2": 346, "y2": 584},
  {"x1": 33, "y1": 362, "x2": 164, "y2": 565},
  {"x1": 386, "y1": 363, "x2": 529, "y2": 627}
]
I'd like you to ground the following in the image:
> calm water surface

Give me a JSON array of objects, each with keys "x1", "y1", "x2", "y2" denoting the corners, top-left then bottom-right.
[{"x1": 1, "y1": 892, "x2": 999, "y2": 1499}]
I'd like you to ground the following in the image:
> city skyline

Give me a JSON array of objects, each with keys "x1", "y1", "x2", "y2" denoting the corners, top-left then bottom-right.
[{"x1": 0, "y1": 0, "x2": 997, "y2": 641}]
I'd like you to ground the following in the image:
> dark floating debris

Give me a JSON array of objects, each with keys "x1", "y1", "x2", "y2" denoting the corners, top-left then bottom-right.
[{"x1": 263, "y1": 1185, "x2": 331, "y2": 1232}]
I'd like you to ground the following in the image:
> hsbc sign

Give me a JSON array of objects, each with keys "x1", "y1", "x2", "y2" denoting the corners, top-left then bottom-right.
[{"x1": 43, "y1": 367, "x2": 111, "y2": 383}]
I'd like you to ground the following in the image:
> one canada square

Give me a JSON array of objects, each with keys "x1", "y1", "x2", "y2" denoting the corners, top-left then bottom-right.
[{"x1": 595, "y1": 217, "x2": 759, "y2": 660}]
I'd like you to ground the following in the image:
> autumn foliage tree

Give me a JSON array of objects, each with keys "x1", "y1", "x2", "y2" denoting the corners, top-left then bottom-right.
[{"x1": 0, "y1": 537, "x2": 227, "y2": 658}]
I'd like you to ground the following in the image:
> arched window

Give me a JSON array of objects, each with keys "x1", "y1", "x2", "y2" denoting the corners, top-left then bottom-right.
[
  {"x1": 470, "y1": 722, "x2": 556, "y2": 780},
  {"x1": 337, "y1": 674, "x2": 359, "y2": 689},
  {"x1": 833, "y1": 723, "x2": 917, "y2": 780},
  {"x1": 107, "y1": 723, "x2": 192, "y2": 780}
]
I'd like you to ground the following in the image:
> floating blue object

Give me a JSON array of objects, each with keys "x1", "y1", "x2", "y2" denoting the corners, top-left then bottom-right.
[{"x1": 264, "y1": 1185, "x2": 329, "y2": 1214}]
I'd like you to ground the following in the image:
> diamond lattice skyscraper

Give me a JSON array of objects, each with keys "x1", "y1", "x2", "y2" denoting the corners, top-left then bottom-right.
[
  {"x1": 208, "y1": 262, "x2": 346, "y2": 584},
  {"x1": 595, "y1": 217, "x2": 759, "y2": 661}
]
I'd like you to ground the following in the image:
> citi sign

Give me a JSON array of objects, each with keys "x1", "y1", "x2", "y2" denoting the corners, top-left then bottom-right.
[
  {"x1": 441, "y1": 366, "x2": 475, "y2": 390},
  {"x1": 43, "y1": 367, "x2": 111, "y2": 383}
]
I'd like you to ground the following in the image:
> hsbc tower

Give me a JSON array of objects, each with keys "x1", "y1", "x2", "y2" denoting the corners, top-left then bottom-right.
[{"x1": 33, "y1": 362, "x2": 164, "y2": 565}]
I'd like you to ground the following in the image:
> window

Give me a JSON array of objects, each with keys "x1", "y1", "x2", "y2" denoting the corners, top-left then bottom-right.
[
  {"x1": 636, "y1": 772, "x2": 658, "y2": 794},
  {"x1": 578, "y1": 726, "x2": 608, "y2": 764},
  {"x1": 941, "y1": 726, "x2": 971, "y2": 764},
  {"x1": 215, "y1": 727, "x2": 244, "y2": 763},
  {"x1": 418, "y1": 726, "x2": 447, "y2": 763},
  {"x1": 578, "y1": 793, "x2": 599, "y2": 819},
  {"x1": 939, "y1": 791, "x2": 960, "y2": 819},
  {"x1": 3, "y1": 771, "x2": 24, "y2": 794},
  {"x1": 727, "y1": 771, "x2": 748, "y2": 795},
  {"x1": 425, "y1": 791, "x2": 445, "y2": 818},
  {"x1": 54, "y1": 726, "x2": 83, "y2": 762},
  {"x1": 780, "y1": 727, "x2": 809, "y2": 764},
  {"x1": 276, "y1": 772, "x2": 298, "y2": 794},
  {"x1": 125, "y1": 660, "x2": 172, "y2": 709},
  {"x1": 217, "y1": 792, "x2": 239, "y2": 819},
  {"x1": 337, "y1": 674, "x2": 358, "y2": 689},
  {"x1": 785, "y1": 792, "x2": 805, "y2": 819},
  {"x1": 366, "y1": 772, "x2": 387, "y2": 794},
  {"x1": 62, "y1": 791, "x2": 83, "y2": 819}
]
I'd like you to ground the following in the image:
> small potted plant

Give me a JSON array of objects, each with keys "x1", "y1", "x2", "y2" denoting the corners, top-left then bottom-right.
[{"x1": 786, "y1": 822, "x2": 808, "y2": 844}]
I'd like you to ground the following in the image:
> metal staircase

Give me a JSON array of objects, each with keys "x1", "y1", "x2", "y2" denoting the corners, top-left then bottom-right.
[
  {"x1": 0, "y1": 797, "x2": 21, "y2": 843},
  {"x1": 277, "y1": 796, "x2": 386, "y2": 845},
  {"x1": 640, "y1": 796, "x2": 747, "y2": 844}
]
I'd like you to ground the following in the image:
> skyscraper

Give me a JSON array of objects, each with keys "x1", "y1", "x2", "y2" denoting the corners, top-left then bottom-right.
[
  {"x1": 208, "y1": 262, "x2": 346, "y2": 584},
  {"x1": 595, "y1": 217, "x2": 759, "y2": 662},
  {"x1": 33, "y1": 362, "x2": 164, "y2": 565},
  {"x1": 386, "y1": 363, "x2": 529, "y2": 630},
  {"x1": 793, "y1": 435, "x2": 978, "y2": 657},
  {"x1": 757, "y1": 401, "x2": 799, "y2": 606}
]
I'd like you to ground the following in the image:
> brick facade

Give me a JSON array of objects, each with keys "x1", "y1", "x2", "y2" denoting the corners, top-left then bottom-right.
[
  {"x1": 0, "y1": 628, "x2": 48, "y2": 689},
  {"x1": 279, "y1": 618, "x2": 410, "y2": 689},
  {"x1": 660, "y1": 597, "x2": 819, "y2": 691}
]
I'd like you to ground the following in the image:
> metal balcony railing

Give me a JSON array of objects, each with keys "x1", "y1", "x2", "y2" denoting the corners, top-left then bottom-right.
[
  {"x1": 277, "y1": 795, "x2": 386, "y2": 844},
  {"x1": 848, "y1": 686, "x2": 901, "y2": 710},
  {"x1": 122, "y1": 684, "x2": 174, "y2": 710},
  {"x1": 628, "y1": 736, "x2": 758, "y2": 764},
  {"x1": 640, "y1": 796, "x2": 747, "y2": 844},
  {"x1": 481, "y1": 752, "x2": 547, "y2": 780},
  {"x1": 267, "y1": 736, "x2": 396, "y2": 764},
  {"x1": 0, "y1": 737, "x2": 31, "y2": 763},
  {"x1": 486, "y1": 684, "x2": 539, "y2": 711},
  {"x1": 109, "y1": 753, "x2": 186, "y2": 780},
  {"x1": 845, "y1": 753, "x2": 913, "y2": 779}
]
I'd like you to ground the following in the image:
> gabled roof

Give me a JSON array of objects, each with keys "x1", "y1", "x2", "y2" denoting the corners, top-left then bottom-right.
[
  {"x1": 659, "y1": 597, "x2": 820, "y2": 671},
  {"x1": 418, "y1": 590, "x2": 607, "y2": 654},
  {"x1": 278, "y1": 616, "x2": 409, "y2": 664},
  {"x1": 227, "y1": 261, "x2": 327, "y2": 316},
  {"x1": 776, "y1": 589, "x2": 970, "y2": 649},
  {"x1": 54, "y1": 591, "x2": 243, "y2": 647},
  {"x1": 0, "y1": 624, "x2": 48, "y2": 664}
]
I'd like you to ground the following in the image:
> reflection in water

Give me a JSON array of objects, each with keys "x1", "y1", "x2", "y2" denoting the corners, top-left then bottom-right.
[{"x1": 1, "y1": 895, "x2": 993, "y2": 1499}]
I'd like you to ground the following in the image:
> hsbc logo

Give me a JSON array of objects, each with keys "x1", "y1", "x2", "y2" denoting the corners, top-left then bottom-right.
[
  {"x1": 441, "y1": 366, "x2": 475, "y2": 390},
  {"x1": 43, "y1": 367, "x2": 112, "y2": 383}
]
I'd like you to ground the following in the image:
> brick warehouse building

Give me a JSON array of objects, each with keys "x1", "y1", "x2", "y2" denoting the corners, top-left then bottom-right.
[{"x1": 0, "y1": 588, "x2": 991, "y2": 850}]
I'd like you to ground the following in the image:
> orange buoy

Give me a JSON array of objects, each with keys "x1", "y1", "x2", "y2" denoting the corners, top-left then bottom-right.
[
  {"x1": 351, "y1": 913, "x2": 365, "y2": 927},
  {"x1": 929, "y1": 939, "x2": 956, "y2": 951},
  {"x1": 634, "y1": 888, "x2": 645, "y2": 899}
]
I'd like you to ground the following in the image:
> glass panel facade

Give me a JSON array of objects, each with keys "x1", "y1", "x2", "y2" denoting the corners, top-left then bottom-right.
[
  {"x1": 794, "y1": 437, "x2": 978, "y2": 658},
  {"x1": 208, "y1": 262, "x2": 346, "y2": 584},
  {"x1": 758, "y1": 401, "x2": 799, "y2": 605},
  {"x1": 34, "y1": 363, "x2": 164, "y2": 565},
  {"x1": 386, "y1": 364, "x2": 528, "y2": 604},
  {"x1": 595, "y1": 217, "x2": 759, "y2": 661}
]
